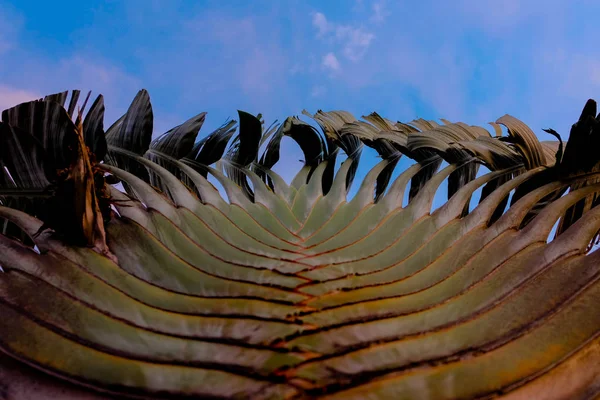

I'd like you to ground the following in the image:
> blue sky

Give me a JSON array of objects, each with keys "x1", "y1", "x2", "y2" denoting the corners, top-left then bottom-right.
[{"x1": 1, "y1": 0, "x2": 600, "y2": 183}]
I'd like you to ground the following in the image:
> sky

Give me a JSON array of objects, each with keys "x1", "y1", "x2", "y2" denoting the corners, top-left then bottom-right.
[{"x1": 1, "y1": 0, "x2": 600, "y2": 184}]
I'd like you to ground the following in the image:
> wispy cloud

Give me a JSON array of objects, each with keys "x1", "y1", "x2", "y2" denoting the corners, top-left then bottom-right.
[
  {"x1": 335, "y1": 25, "x2": 375, "y2": 62},
  {"x1": 312, "y1": 10, "x2": 375, "y2": 63},
  {"x1": 0, "y1": 51, "x2": 141, "y2": 127},
  {"x1": 53, "y1": 56, "x2": 142, "y2": 124},
  {"x1": 0, "y1": 6, "x2": 21, "y2": 55},
  {"x1": 452, "y1": 0, "x2": 568, "y2": 36},
  {"x1": 289, "y1": 64, "x2": 303, "y2": 76},
  {"x1": 4, "y1": 0, "x2": 600, "y2": 155},
  {"x1": 0, "y1": 85, "x2": 40, "y2": 112},
  {"x1": 370, "y1": 1, "x2": 390, "y2": 24},
  {"x1": 352, "y1": 0, "x2": 366, "y2": 13},
  {"x1": 174, "y1": 11, "x2": 291, "y2": 120},
  {"x1": 312, "y1": 12, "x2": 329, "y2": 37},
  {"x1": 198, "y1": 15, "x2": 287, "y2": 96},
  {"x1": 322, "y1": 53, "x2": 341, "y2": 72},
  {"x1": 311, "y1": 85, "x2": 327, "y2": 97}
]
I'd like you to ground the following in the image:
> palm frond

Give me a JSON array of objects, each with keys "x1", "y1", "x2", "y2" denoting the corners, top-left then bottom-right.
[{"x1": 0, "y1": 90, "x2": 599, "y2": 399}]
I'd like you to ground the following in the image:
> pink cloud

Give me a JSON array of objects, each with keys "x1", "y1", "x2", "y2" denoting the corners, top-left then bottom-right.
[{"x1": 0, "y1": 85, "x2": 41, "y2": 112}]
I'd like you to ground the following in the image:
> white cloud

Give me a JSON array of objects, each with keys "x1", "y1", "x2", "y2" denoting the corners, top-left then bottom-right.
[
  {"x1": 312, "y1": 12, "x2": 330, "y2": 37},
  {"x1": 322, "y1": 53, "x2": 341, "y2": 72},
  {"x1": 311, "y1": 85, "x2": 326, "y2": 97},
  {"x1": 312, "y1": 11, "x2": 375, "y2": 63},
  {"x1": 371, "y1": 1, "x2": 390, "y2": 23},
  {"x1": 0, "y1": 85, "x2": 41, "y2": 112},
  {"x1": 335, "y1": 25, "x2": 375, "y2": 62}
]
